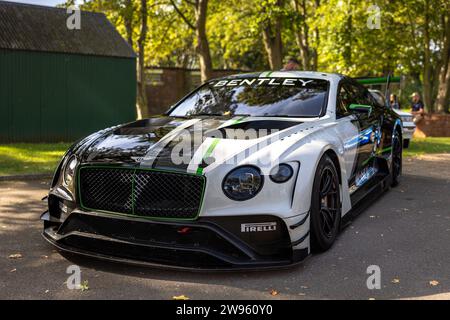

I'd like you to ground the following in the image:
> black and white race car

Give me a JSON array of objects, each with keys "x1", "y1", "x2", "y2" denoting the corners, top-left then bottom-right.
[{"x1": 42, "y1": 71, "x2": 403, "y2": 270}]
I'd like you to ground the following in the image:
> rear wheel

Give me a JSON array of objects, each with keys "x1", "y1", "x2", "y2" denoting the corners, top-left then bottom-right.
[
  {"x1": 310, "y1": 155, "x2": 341, "y2": 252},
  {"x1": 391, "y1": 132, "x2": 402, "y2": 187}
]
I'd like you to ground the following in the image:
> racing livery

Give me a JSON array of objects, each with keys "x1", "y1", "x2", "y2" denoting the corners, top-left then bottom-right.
[{"x1": 42, "y1": 71, "x2": 403, "y2": 270}]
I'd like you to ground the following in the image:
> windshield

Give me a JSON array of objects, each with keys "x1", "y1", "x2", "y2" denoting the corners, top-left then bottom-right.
[{"x1": 168, "y1": 77, "x2": 329, "y2": 118}]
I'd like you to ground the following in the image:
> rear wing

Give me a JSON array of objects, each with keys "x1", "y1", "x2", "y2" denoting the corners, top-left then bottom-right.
[
  {"x1": 355, "y1": 76, "x2": 401, "y2": 85},
  {"x1": 355, "y1": 75, "x2": 401, "y2": 107}
]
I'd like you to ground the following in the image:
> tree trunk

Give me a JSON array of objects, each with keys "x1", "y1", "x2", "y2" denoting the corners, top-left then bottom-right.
[
  {"x1": 343, "y1": 3, "x2": 353, "y2": 70},
  {"x1": 293, "y1": 0, "x2": 310, "y2": 70},
  {"x1": 261, "y1": 0, "x2": 283, "y2": 70},
  {"x1": 295, "y1": 33, "x2": 310, "y2": 70},
  {"x1": 435, "y1": 58, "x2": 450, "y2": 113},
  {"x1": 123, "y1": 0, "x2": 133, "y2": 46},
  {"x1": 136, "y1": 0, "x2": 149, "y2": 119},
  {"x1": 195, "y1": 0, "x2": 213, "y2": 82},
  {"x1": 423, "y1": 0, "x2": 433, "y2": 113},
  {"x1": 263, "y1": 22, "x2": 283, "y2": 70},
  {"x1": 435, "y1": 5, "x2": 450, "y2": 113},
  {"x1": 311, "y1": 0, "x2": 320, "y2": 71},
  {"x1": 170, "y1": 0, "x2": 213, "y2": 82}
]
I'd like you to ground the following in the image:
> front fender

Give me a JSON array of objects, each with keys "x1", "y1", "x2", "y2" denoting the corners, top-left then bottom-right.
[{"x1": 284, "y1": 120, "x2": 357, "y2": 216}]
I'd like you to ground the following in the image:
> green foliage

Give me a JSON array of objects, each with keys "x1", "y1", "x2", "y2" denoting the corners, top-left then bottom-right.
[
  {"x1": 208, "y1": 0, "x2": 268, "y2": 70},
  {"x1": 70, "y1": 0, "x2": 448, "y2": 108},
  {"x1": 75, "y1": 1, "x2": 442, "y2": 70}
]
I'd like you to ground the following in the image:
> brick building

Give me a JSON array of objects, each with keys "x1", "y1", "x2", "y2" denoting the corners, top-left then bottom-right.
[{"x1": 145, "y1": 67, "x2": 246, "y2": 115}]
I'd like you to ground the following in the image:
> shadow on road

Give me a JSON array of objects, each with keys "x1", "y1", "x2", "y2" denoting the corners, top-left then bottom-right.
[{"x1": 1, "y1": 158, "x2": 449, "y2": 299}]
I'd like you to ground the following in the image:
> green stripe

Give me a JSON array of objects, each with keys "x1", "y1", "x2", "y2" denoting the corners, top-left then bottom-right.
[
  {"x1": 260, "y1": 71, "x2": 273, "y2": 77},
  {"x1": 204, "y1": 138, "x2": 220, "y2": 159},
  {"x1": 363, "y1": 146, "x2": 394, "y2": 166},
  {"x1": 380, "y1": 146, "x2": 392, "y2": 153},
  {"x1": 232, "y1": 116, "x2": 247, "y2": 125},
  {"x1": 196, "y1": 138, "x2": 220, "y2": 175},
  {"x1": 362, "y1": 156, "x2": 374, "y2": 166}
]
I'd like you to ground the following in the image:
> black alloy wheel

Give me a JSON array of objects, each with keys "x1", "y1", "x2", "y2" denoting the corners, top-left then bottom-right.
[{"x1": 310, "y1": 154, "x2": 341, "y2": 252}]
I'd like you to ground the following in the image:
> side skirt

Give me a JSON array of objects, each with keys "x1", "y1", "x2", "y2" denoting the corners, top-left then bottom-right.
[
  {"x1": 341, "y1": 173, "x2": 391, "y2": 229},
  {"x1": 349, "y1": 156, "x2": 391, "y2": 206}
]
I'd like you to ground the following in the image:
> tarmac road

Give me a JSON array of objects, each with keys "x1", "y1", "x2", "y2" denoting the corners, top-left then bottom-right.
[{"x1": 0, "y1": 154, "x2": 449, "y2": 300}]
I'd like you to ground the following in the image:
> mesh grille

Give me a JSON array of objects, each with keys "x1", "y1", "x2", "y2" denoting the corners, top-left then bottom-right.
[
  {"x1": 79, "y1": 168, "x2": 133, "y2": 214},
  {"x1": 79, "y1": 167, "x2": 205, "y2": 219}
]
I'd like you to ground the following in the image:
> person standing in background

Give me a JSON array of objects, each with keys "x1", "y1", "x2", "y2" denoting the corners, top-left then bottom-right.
[
  {"x1": 390, "y1": 94, "x2": 401, "y2": 110},
  {"x1": 410, "y1": 92, "x2": 425, "y2": 124},
  {"x1": 281, "y1": 57, "x2": 301, "y2": 71}
]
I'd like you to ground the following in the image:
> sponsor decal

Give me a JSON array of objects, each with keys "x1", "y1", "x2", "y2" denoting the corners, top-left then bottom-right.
[
  {"x1": 358, "y1": 126, "x2": 373, "y2": 146},
  {"x1": 241, "y1": 222, "x2": 277, "y2": 233},
  {"x1": 213, "y1": 78, "x2": 314, "y2": 87},
  {"x1": 355, "y1": 165, "x2": 377, "y2": 187}
]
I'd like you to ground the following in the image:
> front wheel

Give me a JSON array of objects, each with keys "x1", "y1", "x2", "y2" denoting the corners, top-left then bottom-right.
[
  {"x1": 391, "y1": 132, "x2": 402, "y2": 187},
  {"x1": 310, "y1": 154, "x2": 341, "y2": 252}
]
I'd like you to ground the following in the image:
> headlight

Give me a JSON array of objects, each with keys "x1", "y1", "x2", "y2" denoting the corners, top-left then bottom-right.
[
  {"x1": 222, "y1": 166, "x2": 263, "y2": 201},
  {"x1": 270, "y1": 164, "x2": 294, "y2": 183},
  {"x1": 63, "y1": 155, "x2": 78, "y2": 188}
]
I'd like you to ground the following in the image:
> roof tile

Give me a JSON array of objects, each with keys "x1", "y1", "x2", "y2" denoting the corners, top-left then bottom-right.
[{"x1": 0, "y1": 1, "x2": 136, "y2": 58}]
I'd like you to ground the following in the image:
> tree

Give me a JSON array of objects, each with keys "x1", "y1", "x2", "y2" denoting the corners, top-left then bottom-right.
[
  {"x1": 423, "y1": 0, "x2": 433, "y2": 112},
  {"x1": 259, "y1": 0, "x2": 284, "y2": 70},
  {"x1": 69, "y1": 0, "x2": 450, "y2": 114},
  {"x1": 434, "y1": 2, "x2": 450, "y2": 113},
  {"x1": 291, "y1": 0, "x2": 311, "y2": 70},
  {"x1": 136, "y1": 0, "x2": 150, "y2": 119},
  {"x1": 123, "y1": 0, "x2": 134, "y2": 46},
  {"x1": 195, "y1": 0, "x2": 213, "y2": 81},
  {"x1": 407, "y1": 0, "x2": 449, "y2": 112},
  {"x1": 170, "y1": 0, "x2": 213, "y2": 82}
]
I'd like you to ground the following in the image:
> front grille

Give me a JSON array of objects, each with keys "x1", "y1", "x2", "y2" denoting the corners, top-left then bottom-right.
[{"x1": 78, "y1": 167, "x2": 205, "y2": 219}]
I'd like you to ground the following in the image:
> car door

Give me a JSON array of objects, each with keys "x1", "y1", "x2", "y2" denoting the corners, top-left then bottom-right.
[{"x1": 340, "y1": 81, "x2": 382, "y2": 192}]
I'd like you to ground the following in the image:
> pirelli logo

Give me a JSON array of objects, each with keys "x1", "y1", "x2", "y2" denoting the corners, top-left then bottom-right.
[{"x1": 241, "y1": 222, "x2": 277, "y2": 233}]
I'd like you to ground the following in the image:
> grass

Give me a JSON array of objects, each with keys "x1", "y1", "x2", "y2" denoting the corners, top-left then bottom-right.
[
  {"x1": 0, "y1": 138, "x2": 449, "y2": 176},
  {"x1": 404, "y1": 137, "x2": 450, "y2": 158},
  {"x1": 0, "y1": 143, "x2": 71, "y2": 176}
]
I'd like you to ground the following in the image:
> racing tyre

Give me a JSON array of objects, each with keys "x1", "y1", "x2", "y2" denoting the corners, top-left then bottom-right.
[
  {"x1": 391, "y1": 132, "x2": 402, "y2": 187},
  {"x1": 310, "y1": 154, "x2": 341, "y2": 252}
]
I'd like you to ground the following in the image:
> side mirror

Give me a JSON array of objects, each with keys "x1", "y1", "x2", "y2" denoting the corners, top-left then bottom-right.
[{"x1": 349, "y1": 104, "x2": 372, "y2": 116}]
